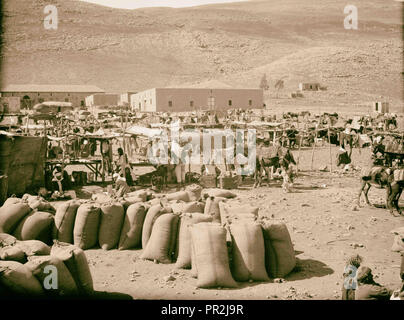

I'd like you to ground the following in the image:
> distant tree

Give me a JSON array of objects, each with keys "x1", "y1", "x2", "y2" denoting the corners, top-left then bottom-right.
[
  {"x1": 260, "y1": 74, "x2": 269, "y2": 91},
  {"x1": 274, "y1": 79, "x2": 284, "y2": 98}
]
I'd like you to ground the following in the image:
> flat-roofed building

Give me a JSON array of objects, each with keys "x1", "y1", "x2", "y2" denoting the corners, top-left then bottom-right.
[
  {"x1": 130, "y1": 88, "x2": 264, "y2": 112},
  {"x1": 0, "y1": 84, "x2": 105, "y2": 109},
  {"x1": 85, "y1": 93, "x2": 119, "y2": 108}
]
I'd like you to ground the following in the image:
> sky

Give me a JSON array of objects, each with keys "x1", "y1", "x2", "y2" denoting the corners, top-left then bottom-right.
[{"x1": 80, "y1": 0, "x2": 246, "y2": 10}]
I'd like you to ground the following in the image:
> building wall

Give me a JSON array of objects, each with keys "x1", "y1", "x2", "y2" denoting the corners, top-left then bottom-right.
[
  {"x1": 299, "y1": 83, "x2": 320, "y2": 91},
  {"x1": 154, "y1": 88, "x2": 263, "y2": 112},
  {"x1": 373, "y1": 102, "x2": 389, "y2": 114},
  {"x1": 130, "y1": 89, "x2": 157, "y2": 112},
  {"x1": 85, "y1": 94, "x2": 119, "y2": 107},
  {"x1": 0, "y1": 97, "x2": 21, "y2": 113},
  {"x1": 1, "y1": 91, "x2": 95, "y2": 108},
  {"x1": 131, "y1": 88, "x2": 263, "y2": 113}
]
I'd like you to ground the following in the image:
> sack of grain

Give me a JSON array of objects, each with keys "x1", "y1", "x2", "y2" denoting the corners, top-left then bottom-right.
[
  {"x1": 141, "y1": 204, "x2": 168, "y2": 249},
  {"x1": 0, "y1": 260, "x2": 44, "y2": 296},
  {"x1": 126, "y1": 190, "x2": 148, "y2": 202},
  {"x1": 0, "y1": 233, "x2": 17, "y2": 247},
  {"x1": 202, "y1": 188, "x2": 237, "y2": 199},
  {"x1": 118, "y1": 203, "x2": 147, "y2": 250},
  {"x1": 52, "y1": 201, "x2": 80, "y2": 244},
  {"x1": 230, "y1": 222, "x2": 269, "y2": 282},
  {"x1": 26, "y1": 255, "x2": 78, "y2": 296},
  {"x1": 262, "y1": 222, "x2": 296, "y2": 278},
  {"x1": 219, "y1": 203, "x2": 258, "y2": 225},
  {"x1": 204, "y1": 196, "x2": 225, "y2": 223},
  {"x1": 140, "y1": 214, "x2": 179, "y2": 264},
  {"x1": 26, "y1": 196, "x2": 55, "y2": 214},
  {"x1": 190, "y1": 222, "x2": 237, "y2": 288},
  {"x1": 0, "y1": 203, "x2": 31, "y2": 234},
  {"x1": 171, "y1": 201, "x2": 205, "y2": 215},
  {"x1": 91, "y1": 193, "x2": 113, "y2": 204},
  {"x1": 99, "y1": 203, "x2": 124, "y2": 250},
  {"x1": 16, "y1": 240, "x2": 51, "y2": 256},
  {"x1": 73, "y1": 203, "x2": 101, "y2": 250},
  {"x1": 175, "y1": 213, "x2": 213, "y2": 269},
  {"x1": 120, "y1": 196, "x2": 144, "y2": 210},
  {"x1": 13, "y1": 211, "x2": 54, "y2": 244},
  {"x1": 166, "y1": 191, "x2": 190, "y2": 202},
  {"x1": 0, "y1": 245, "x2": 26, "y2": 263},
  {"x1": 1, "y1": 197, "x2": 22, "y2": 208},
  {"x1": 185, "y1": 184, "x2": 203, "y2": 202},
  {"x1": 391, "y1": 227, "x2": 404, "y2": 252},
  {"x1": 50, "y1": 241, "x2": 93, "y2": 295}
]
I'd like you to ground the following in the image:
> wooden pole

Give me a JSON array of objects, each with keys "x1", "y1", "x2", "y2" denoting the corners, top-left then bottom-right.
[
  {"x1": 328, "y1": 125, "x2": 332, "y2": 173},
  {"x1": 310, "y1": 129, "x2": 317, "y2": 171},
  {"x1": 25, "y1": 114, "x2": 29, "y2": 135},
  {"x1": 297, "y1": 132, "x2": 302, "y2": 172}
]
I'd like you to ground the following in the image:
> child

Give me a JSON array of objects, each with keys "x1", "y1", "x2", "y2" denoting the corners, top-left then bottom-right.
[{"x1": 341, "y1": 254, "x2": 363, "y2": 300}]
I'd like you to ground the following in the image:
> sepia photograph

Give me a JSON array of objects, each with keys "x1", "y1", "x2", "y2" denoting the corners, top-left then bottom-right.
[{"x1": 0, "y1": 0, "x2": 403, "y2": 306}]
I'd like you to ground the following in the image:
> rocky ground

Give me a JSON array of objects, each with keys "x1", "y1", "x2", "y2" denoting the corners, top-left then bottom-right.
[{"x1": 55, "y1": 146, "x2": 403, "y2": 300}]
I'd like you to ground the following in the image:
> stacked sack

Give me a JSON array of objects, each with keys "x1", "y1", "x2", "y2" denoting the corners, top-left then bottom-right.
[
  {"x1": 1, "y1": 186, "x2": 297, "y2": 291},
  {"x1": 0, "y1": 233, "x2": 94, "y2": 298},
  {"x1": 0, "y1": 195, "x2": 56, "y2": 245}
]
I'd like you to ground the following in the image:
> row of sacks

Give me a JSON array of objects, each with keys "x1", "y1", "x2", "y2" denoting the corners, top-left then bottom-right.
[
  {"x1": 51, "y1": 186, "x2": 237, "y2": 251},
  {"x1": 0, "y1": 195, "x2": 58, "y2": 245},
  {"x1": 0, "y1": 185, "x2": 234, "y2": 251},
  {"x1": 138, "y1": 197, "x2": 296, "y2": 288},
  {"x1": 0, "y1": 234, "x2": 93, "y2": 297}
]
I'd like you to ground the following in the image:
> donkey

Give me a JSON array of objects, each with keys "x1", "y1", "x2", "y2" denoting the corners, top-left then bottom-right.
[
  {"x1": 254, "y1": 146, "x2": 296, "y2": 188},
  {"x1": 357, "y1": 166, "x2": 403, "y2": 216}
]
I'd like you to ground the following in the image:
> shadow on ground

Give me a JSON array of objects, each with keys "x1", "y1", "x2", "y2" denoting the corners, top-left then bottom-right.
[{"x1": 286, "y1": 258, "x2": 334, "y2": 281}]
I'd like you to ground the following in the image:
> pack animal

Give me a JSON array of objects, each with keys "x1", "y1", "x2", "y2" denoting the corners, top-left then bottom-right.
[
  {"x1": 357, "y1": 167, "x2": 403, "y2": 216},
  {"x1": 254, "y1": 146, "x2": 296, "y2": 188}
]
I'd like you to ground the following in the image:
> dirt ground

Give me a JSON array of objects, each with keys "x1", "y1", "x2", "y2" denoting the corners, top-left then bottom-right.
[{"x1": 53, "y1": 145, "x2": 404, "y2": 300}]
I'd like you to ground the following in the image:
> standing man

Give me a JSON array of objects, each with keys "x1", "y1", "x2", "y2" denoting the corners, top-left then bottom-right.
[
  {"x1": 101, "y1": 139, "x2": 113, "y2": 179},
  {"x1": 171, "y1": 138, "x2": 186, "y2": 187},
  {"x1": 117, "y1": 147, "x2": 134, "y2": 186}
]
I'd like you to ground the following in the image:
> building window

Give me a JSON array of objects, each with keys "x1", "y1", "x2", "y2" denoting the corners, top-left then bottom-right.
[
  {"x1": 65, "y1": 98, "x2": 69, "y2": 102},
  {"x1": 68, "y1": 93, "x2": 70, "y2": 96},
  {"x1": 139, "y1": 103, "x2": 141, "y2": 109},
  {"x1": 190, "y1": 101, "x2": 194, "y2": 107},
  {"x1": 168, "y1": 101, "x2": 173, "y2": 107},
  {"x1": 249, "y1": 100, "x2": 252, "y2": 106},
  {"x1": 38, "y1": 93, "x2": 40, "y2": 96},
  {"x1": 310, "y1": 85, "x2": 312, "y2": 89},
  {"x1": 228, "y1": 100, "x2": 232, "y2": 106},
  {"x1": 50, "y1": 93, "x2": 53, "y2": 97},
  {"x1": 150, "y1": 99, "x2": 152, "y2": 104}
]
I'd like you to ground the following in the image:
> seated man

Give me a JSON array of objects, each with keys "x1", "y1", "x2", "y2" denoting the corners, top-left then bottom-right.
[
  {"x1": 113, "y1": 173, "x2": 131, "y2": 198},
  {"x1": 355, "y1": 266, "x2": 393, "y2": 300}
]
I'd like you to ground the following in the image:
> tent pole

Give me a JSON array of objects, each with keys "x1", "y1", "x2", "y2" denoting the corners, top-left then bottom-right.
[
  {"x1": 328, "y1": 125, "x2": 332, "y2": 173},
  {"x1": 310, "y1": 129, "x2": 317, "y2": 171}
]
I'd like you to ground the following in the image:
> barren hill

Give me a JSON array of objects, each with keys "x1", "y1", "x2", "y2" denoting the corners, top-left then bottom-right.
[{"x1": 1, "y1": 0, "x2": 403, "y2": 112}]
